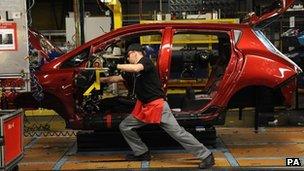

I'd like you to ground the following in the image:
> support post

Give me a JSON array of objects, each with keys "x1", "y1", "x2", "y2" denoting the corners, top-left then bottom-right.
[
  {"x1": 73, "y1": 0, "x2": 81, "y2": 46},
  {"x1": 79, "y1": 0, "x2": 85, "y2": 44},
  {"x1": 239, "y1": 107, "x2": 243, "y2": 120}
]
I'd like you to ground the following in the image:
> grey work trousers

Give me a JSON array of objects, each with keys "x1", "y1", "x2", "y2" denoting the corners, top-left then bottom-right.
[{"x1": 119, "y1": 101, "x2": 211, "y2": 160}]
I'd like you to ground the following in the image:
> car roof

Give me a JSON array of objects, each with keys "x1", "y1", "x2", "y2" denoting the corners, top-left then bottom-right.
[
  {"x1": 134, "y1": 22, "x2": 248, "y2": 29},
  {"x1": 90, "y1": 22, "x2": 249, "y2": 46}
]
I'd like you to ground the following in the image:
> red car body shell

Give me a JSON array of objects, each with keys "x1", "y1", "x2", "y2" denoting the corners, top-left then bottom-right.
[{"x1": 15, "y1": 0, "x2": 300, "y2": 129}]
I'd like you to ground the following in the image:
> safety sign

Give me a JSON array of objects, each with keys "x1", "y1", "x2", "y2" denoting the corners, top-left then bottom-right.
[{"x1": 0, "y1": 22, "x2": 17, "y2": 51}]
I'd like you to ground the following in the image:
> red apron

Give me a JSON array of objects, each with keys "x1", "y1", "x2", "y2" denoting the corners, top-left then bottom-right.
[{"x1": 131, "y1": 98, "x2": 165, "y2": 123}]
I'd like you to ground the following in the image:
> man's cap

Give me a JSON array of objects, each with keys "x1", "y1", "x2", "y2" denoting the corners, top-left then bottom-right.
[{"x1": 127, "y1": 43, "x2": 143, "y2": 53}]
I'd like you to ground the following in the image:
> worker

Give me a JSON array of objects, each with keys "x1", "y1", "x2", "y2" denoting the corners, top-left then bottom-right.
[{"x1": 100, "y1": 43, "x2": 215, "y2": 169}]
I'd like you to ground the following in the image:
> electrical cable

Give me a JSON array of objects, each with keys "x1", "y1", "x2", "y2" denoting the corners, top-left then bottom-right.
[
  {"x1": 27, "y1": 0, "x2": 35, "y2": 27},
  {"x1": 96, "y1": 0, "x2": 105, "y2": 14}
]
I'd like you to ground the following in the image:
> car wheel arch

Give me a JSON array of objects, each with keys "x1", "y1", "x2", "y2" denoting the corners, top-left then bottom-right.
[
  {"x1": 227, "y1": 85, "x2": 284, "y2": 110},
  {"x1": 14, "y1": 92, "x2": 68, "y2": 120}
]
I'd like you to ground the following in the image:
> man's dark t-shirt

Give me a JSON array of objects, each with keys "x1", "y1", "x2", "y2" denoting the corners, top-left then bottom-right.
[{"x1": 122, "y1": 57, "x2": 165, "y2": 104}]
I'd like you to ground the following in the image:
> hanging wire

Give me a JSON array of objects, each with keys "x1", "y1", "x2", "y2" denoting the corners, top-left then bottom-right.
[
  {"x1": 27, "y1": 0, "x2": 35, "y2": 27},
  {"x1": 28, "y1": 59, "x2": 44, "y2": 102},
  {"x1": 96, "y1": 0, "x2": 104, "y2": 20},
  {"x1": 27, "y1": 0, "x2": 44, "y2": 102}
]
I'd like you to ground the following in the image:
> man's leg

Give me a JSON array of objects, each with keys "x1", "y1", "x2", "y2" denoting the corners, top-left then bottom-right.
[
  {"x1": 160, "y1": 102, "x2": 211, "y2": 160},
  {"x1": 119, "y1": 115, "x2": 148, "y2": 156}
]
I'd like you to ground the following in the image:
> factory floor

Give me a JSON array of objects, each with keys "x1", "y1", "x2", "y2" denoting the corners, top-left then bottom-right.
[
  {"x1": 19, "y1": 126, "x2": 304, "y2": 170},
  {"x1": 17, "y1": 107, "x2": 304, "y2": 170},
  {"x1": 19, "y1": 127, "x2": 304, "y2": 170}
]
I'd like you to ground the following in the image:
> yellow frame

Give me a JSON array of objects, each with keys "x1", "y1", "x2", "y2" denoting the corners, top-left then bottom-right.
[{"x1": 83, "y1": 68, "x2": 107, "y2": 96}]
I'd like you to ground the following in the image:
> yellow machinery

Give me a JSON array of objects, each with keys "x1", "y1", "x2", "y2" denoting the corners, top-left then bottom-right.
[
  {"x1": 83, "y1": 68, "x2": 108, "y2": 96},
  {"x1": 83, "y1": 69, "x2": 102, "y2": 96},
  {"x1": 101, "y1": 0, "x2": 122, "y2": 30}
]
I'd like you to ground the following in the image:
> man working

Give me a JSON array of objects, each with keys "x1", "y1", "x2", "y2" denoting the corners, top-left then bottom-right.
[{"x1": 100, "y1": 43, "x2": 215, "y2": 169}]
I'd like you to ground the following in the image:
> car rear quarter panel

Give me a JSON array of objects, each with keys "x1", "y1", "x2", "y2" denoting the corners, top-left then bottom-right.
[
  {"x1": 236, "y1": 28, "x2": 296, "y2": 87},
  {"x1": 227, "y1": 28, "x2": 297, "y2": 106},
  {"x1": 238, "y1": 55, "x2": 296, "y2": 88}
]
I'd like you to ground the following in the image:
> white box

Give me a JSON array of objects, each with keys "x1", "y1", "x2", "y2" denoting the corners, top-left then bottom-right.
[{"x1": 66, "y1": 16, "x2": 111, "y2": 44}]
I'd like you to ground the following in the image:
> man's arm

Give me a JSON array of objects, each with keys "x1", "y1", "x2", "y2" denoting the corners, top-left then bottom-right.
[
  {"x1": 117, "y1": 64, "x2": 144, "y2": 73},
  {"x1": 100, "y1": 75, "x2": 124, "y2": 84}
]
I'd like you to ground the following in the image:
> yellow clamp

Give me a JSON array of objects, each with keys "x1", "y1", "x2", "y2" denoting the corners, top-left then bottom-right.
[{"x1": 83, "y1": 68, "x2": 108, "y2": 96}]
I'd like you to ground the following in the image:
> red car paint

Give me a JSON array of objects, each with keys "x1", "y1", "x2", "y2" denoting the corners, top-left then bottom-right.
[
  {"x1": 13, "y1": 0, "x2": 301, "y2": 129},
  {"x1": 28, "y1": 29, "x2": 63, "y2": 61}
]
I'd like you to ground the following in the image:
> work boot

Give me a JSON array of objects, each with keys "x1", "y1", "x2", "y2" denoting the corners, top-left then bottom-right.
[
  {"x1": 199, "y1": 153, "x2": 215, "y2": 169},
  {"x1": 126, "y1": 151, "x2": 151, "y2": 161}
]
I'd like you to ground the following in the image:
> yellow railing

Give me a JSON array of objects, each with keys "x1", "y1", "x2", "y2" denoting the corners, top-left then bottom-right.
[{"x1": 25, "y1": 109, "x2": 57, "y2": 116}]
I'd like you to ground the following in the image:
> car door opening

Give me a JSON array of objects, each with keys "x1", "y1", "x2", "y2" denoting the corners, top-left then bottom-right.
[{"x1": 167, "y1": 31, "x2": 231, "y2": 112}]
